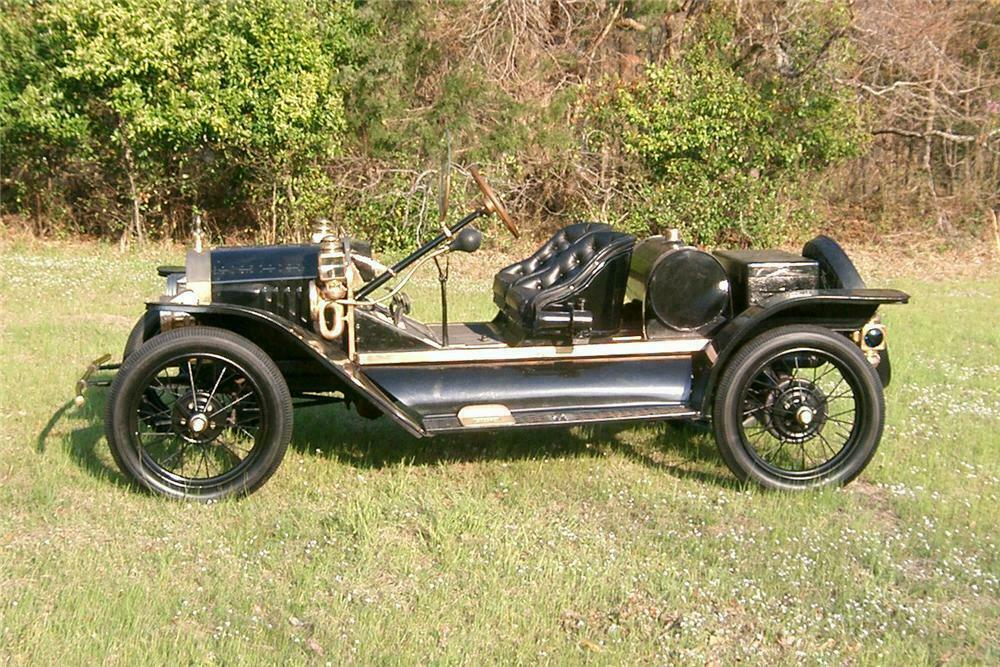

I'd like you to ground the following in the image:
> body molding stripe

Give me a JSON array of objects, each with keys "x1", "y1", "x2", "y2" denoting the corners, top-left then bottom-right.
[{"x1": 358, "y1": 337, "x2": 710, "y2": 365}]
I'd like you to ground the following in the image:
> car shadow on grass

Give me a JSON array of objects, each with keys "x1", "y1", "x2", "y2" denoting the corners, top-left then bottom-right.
[
  {"x1": 39, "y1": 399, "x2": 735, "y2": 491},
  {"x1": 36, "y1": 397, "x2": 130, "y2": 487},
  {"x1": 291, "y1": 404, "x2": 736, "y2": 488}
]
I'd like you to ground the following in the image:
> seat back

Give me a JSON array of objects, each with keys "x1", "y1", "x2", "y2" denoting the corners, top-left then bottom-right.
[
  {"x1": 501, "y1": 229, "x2": 635, "y2": 337},
  {"x1": 492, "y1": 222, "x2": 610, "y2": 307}
]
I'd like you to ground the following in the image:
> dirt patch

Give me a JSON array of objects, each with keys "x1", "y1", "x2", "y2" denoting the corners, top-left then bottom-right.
[
  {"x1": 841, "y1": 235, "x2": 999, "y2": 282},
  {"x1": 848, "y1": 480, "x2": 903, "y2": 530}
]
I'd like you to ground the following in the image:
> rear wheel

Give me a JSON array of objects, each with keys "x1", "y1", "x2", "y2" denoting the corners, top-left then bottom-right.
[
  {"x1": 105, "y1": 326, "x2": 292, "y2": 500},
  {"x1": 712, "y1": 325, "x2": 884, "y2": 490}
]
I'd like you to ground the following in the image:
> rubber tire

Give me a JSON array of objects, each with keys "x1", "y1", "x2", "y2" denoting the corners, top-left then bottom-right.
[
  {"x1": 105, "y1": 326, "x2": 293, "y2": 501},
  {"x1": 802, "y1": 235, "x2": 865, "y2": 290},
  {"x1": 712, "y1": 324, "x2": 884, "y2": 490},
  {"x1": 123, "y1": 317, "x2": 146, "y2": 360},
  {"x1": 123, "y1": 311, "x2": 160, "y2": 360}
]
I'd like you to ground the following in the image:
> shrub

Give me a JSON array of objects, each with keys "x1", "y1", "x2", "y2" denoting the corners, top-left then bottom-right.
[
  {"x1": 604, "y1": 14, "x2": 864, "y2": 246},
  {"x1": 0, "y1": 0, "x2": 359, "y2": 241}
]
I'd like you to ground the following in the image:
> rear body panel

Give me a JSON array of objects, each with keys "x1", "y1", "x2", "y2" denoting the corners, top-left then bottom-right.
[
  {"x1": 692, "y1": 288, "x2": 909, "y2": 412},
  {"x1": 713, "y1": 249, "x2": 820, "y2": 310}
]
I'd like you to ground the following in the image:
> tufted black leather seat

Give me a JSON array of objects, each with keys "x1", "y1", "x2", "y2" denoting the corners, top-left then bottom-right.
[
  {"x1": 494, "y1": 225, "x2": 635, "y2": 337},
  {"x1": 492, "y1": 222, "x2": 611, "y2": 307}
]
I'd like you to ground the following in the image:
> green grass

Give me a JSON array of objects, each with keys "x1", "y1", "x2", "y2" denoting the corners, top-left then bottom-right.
[{"x1": 0, "y1": 239, "x2": 997, "y2": 665}]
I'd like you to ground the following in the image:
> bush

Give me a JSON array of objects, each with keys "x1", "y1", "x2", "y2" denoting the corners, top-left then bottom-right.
[
  {"x1": 0, "y1": 0, "x2": 359, "y2": 242},
  {"x1": 606, "y1": 27, "x2": 864, "y2": 246},
  {"x1": 4, "y1": 1, "x2": 991, "y2": 248}
]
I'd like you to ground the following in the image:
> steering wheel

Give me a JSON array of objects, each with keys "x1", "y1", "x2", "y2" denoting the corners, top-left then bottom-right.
[{"x1": 469, "y1": 165, "x2": 520, "y2": 239}]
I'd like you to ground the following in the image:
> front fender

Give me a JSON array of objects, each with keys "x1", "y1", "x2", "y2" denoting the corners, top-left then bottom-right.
[
  {"x1": 145, "y1": 302, "x2": 426, "y2": 437},
  {"x1": 693, "y1": 288, "x2": 909, "y2": 415}
]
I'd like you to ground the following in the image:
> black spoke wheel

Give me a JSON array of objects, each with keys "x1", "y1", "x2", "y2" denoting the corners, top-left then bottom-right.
[
  {"x1": 712, "y1": 325, "x2": 884, "y2": 490},
  {"x1": 106, "y1": 326, "x2": 292, "y2": 500}
]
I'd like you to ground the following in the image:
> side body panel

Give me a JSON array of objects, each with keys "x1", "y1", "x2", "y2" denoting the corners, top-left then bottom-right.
[
  {"x1": 147, "y1": 287, "x2": 906, "y2": 436},
  {"x1": 363, "y1": 356, "x2": 696, "y2": 432}
]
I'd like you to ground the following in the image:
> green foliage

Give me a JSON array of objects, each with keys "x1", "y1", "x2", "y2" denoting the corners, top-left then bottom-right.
[
  {"x1": 0, "y1": 0, "x2": 358, "y2": 236},
  {"x1": 0, "y1": 0, "x2": 904, "y2": 249},
  {"x1": 607, "y1": 20, "x2": 864, "y2": 245},
  {"x1": 339, "y1": 2, "x2": 532, "y2": 163}
]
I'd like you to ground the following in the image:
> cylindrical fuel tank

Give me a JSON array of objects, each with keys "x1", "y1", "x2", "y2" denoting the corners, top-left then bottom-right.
[{"x1": 626, "y1": 236, "x2": 730, "y2": 332}]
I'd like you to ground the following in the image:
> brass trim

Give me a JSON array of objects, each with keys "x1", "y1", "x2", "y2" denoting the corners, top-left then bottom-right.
[
  {"x1": 346, "y1": 266, "x2": 357, "y2": 360},
  {"x1": 705, "y1": 342, "x2": 718, "y2": 364},
  {"x1": 456, "y1": 404, "x2": 515, "y2": 427},
  {"x1": 74, "y1": 353, "x2": 111, "y2": 407},
  {"x1": 357, "y1": 337, "x2": 710, "y2": 366},
  {"x1": 854, "y1": 315, "x2": 887, "y2": 356},
  {"x1": 184, "y1": 248, "x2": 211, "y2": 304},
  {"x1": 159, "y1": 309, "x2": 196, "y2": 332},
  {"x1": 860, "y1": 321, "x2": 887, "y2": 351}
]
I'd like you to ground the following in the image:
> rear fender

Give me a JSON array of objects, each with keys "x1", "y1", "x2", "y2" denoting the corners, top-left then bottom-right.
[
  {"x1": 145, "y1": 302, "x2": 426, "y2": 437},
  {"x1": 693, "y1": 288, "x2": 909, "y2": 415}
]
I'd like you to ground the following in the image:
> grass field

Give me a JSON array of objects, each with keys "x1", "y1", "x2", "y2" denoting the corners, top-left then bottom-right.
[{"x1": 0, "y1": 238, "x2": 997, "y2": 665}]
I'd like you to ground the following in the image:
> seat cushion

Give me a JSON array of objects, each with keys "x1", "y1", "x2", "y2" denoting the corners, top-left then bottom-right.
[{"x1": 492, "y1": 222, "x2": 610, "y2": 308}]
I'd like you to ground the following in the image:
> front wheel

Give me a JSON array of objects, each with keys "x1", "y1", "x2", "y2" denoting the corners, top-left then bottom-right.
[
  {"x1": 105, "y1": 326, "x2": 293, "y2": 500},
  {"x1": 712, "y1": 325, "x2": 884, "y2": 490}
]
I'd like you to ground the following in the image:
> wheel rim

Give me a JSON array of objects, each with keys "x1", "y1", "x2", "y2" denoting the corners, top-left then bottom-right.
[
  {"x1": 126, "y1": 353, "x2": 268, "y2": 488},
  {"x1": 738, "y1": 346, "x2": 863, "y2": 480}
]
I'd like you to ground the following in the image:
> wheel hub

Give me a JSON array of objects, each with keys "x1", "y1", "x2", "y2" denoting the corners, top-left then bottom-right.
[
  {"x1": 763, "y1": 378, "x2": 827, "y2": 443},
  {"x1": 796, "y1": 405, "x2": 815, "y2": 426},
  {"x1": 189, "y1": 413, "x2": 208, "y2": 433},
  {"x1": 172, "y1": 390, "x2": 226, "y2": 443}
]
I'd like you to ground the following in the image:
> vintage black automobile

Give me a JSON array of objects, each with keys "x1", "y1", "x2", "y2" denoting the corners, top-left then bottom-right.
[{"x1": 81, "y1": 163, "x2": 908, "y2": 500}]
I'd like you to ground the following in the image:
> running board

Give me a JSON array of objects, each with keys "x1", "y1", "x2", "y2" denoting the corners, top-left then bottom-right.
[{"x1": 422, "y1": 404, "x2": 698, "y2": 434}]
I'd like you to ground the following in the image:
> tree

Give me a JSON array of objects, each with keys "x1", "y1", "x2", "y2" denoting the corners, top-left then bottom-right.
[
  {"x1": 606, "y1": 4, "x2": 864, "y2": 244},
  {"x1": 1, "y1": 0, "x2": 357, "y2": 242},
  {"x1": 841, "y1": 0, "x2": 999, "y2": 231}
]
